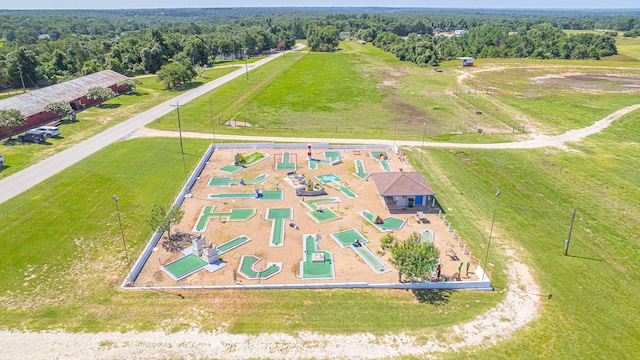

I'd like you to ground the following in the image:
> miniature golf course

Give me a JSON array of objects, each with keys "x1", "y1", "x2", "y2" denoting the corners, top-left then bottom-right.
[
  {"x1": 276, "y1": 152, "x2": 296, "y2": 170},
  {"x1": 301, "y1": 234, "x2": 334, "y2": 279},
  {"x1": 162, "y1": 254, "x2": 207, "y2": 281},
  {"x1": 208, "y1": 190, "x2": 283, "y2": 200},
  {"x1": 379, "y1": 159, "x2": 392, "y2": 172},
  {"x1": 237, "y1": 255, "x2": 282, "y2": 280},
  {"x1": 208, "y1": 174, "x2": 269, "y2": 186},
  {"x1": 193, "y1": 206, "x2": 256, "y2": 232},
  {"x1": 324, "y1": 151, "x2": 342, "y2": 162},
  {"x1": 353, "y1": 160, "x2": 370, "y2": 180},
  {"x1": 219, "y1": 152, "x2": 267, "y2": 173},
  {"x1": 420, "y1": 229, "x2": 435, "y2": 243},
  {"x1": 329, "y1": 229, "x2": 390, "y2": 274},
  {"x1": 360, "y1": 210, "x2": 406, "y2": 232},
  {"x1": 315, "y1": 173, "x2": 342, "y2": 184},
  {"x1": 216, "y1": 235, "x2": 251, "y2": 255},
  {"x1": 266, "y1": 208, "x2": 293, "y2": 246},
  {"x1": 301, "y1": 197, "x2": 342, "y2": 223}
]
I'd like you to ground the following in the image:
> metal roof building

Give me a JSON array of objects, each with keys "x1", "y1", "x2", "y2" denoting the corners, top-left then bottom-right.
[{"x1": 0, "y1": 70, "x2": 129, "y2": 117}]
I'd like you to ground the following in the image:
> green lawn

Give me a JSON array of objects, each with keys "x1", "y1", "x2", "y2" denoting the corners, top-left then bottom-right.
[
  {"x1": 0, "y1": 67, "x2": 236, "y2": 180},
  {"x1": 407, "y1": 109, "x2": 640, "y2": 358}
]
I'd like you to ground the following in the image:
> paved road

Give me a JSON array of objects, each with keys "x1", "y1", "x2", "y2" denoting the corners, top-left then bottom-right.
[{"x1": 0, "y1": 50, "x2": 293, "y2": 205}]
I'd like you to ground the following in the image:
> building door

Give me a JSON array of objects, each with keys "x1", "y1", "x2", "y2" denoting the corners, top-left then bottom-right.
[{"x1": 415, "y1": 195, "x2": 423, "y2": 205}]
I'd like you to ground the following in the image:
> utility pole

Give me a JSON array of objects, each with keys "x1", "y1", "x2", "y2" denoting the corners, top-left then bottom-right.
[
  {"x1": 420, "y1": 121, "x2": 426, "y2": 173},
  {"x1": 243, "y1": 48, "x2": 249, "y2": 80},
  {"x1": 16, "y1": 62, "x2": 26, "y2": 93},
  {"x1": 170, "y1": 102, "x2": 187, "y2": 183},
  {"x1": 564, "y1": 207, "x2": 577, "y2": 256},
  {"x1": 209, "y1": 96, "x2": 215, "y2": 145}
]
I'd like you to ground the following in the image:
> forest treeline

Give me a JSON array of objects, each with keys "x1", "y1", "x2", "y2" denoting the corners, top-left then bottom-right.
[{"x1": 0, "y1": 8, "x2": 638, "y2": 91}]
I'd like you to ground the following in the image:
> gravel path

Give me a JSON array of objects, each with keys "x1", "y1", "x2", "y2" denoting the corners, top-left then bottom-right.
[{"x1": 135, "y1": 103, "x2": 640, "y2": 149}]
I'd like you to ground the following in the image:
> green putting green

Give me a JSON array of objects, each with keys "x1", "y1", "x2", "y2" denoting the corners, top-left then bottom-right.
[
  {"x1": 194, "y1": 206, "x2": 255, "y2": 232},
  {"x1": 380, "y1": 159, "x2": 392, "y2": 172},
  {"x1": 370, "y1": 151, "x2": 390, "y2": 159},
  {"x1": 301, "y1": 235, "x2": 334, "y2": 279},
  {"x1": 330, "y1": 229, "x2": 390, "y2": 274},
  {"x1": 335, "y1": 183, "x2": 357, "y2": 198},
  {"x1": 301, "y1": 197, "x2": 339, "y2": 211},
  {"x1": 216, "y1": 235, "x2": 250, "y2": 255},
  {"x1": 276, "y1": 152, "x2": 296, "y2": 170},
  {"x1": 220, "y1": 164, "x2": 242, "y2": 173},
  {"x1": 352, "y1": 246, "x2": 391, "y2": 274},
  {"x1": 308, "y1": 161, "x2": 318, "y2": 170},
  {"x1": 323, "y1": 151, "x2": 342, "y2": 161},
  {"x1": 308, "y1": 208, "x2": 341, "y2": 223},
  {"x1": 266, "y1": 208, "x2": 293, "y2": 246},
  {"x1": 163, "y1": 254, "x2": 207, "y2": 280},
  {"x1": 209, "y1": 177, "x2": 234, "y2": 186},
  {"x1": 243, "y1": 152, "x2": 265, "y2": 164},
  {"x1": 315, "y1": 173, "x2": 342, "y2": 184},
  {"x1": 208, "y1": 174, "x2": 269, "y2": 186},
  {"x1": 302, "y1": 197, "x2": 342, "y2": 223},
  {"x1": 353, "y1": 160, "x2": 369, "y2": 180},
  {"x1": 330, "y1": 229, "x2": 368, "y2": 248},
  {"x1": 207, "y1": 190, "x2": 283, "y2": 200},
  {"x1": 360, "y1": 211, "x2": 406, "y2": 232},
  {"x1": 238, "y1": 255, "x2": 282, "y2": 280}
]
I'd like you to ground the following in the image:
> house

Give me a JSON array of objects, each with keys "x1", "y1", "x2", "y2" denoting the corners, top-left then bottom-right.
[
  {"x1": 457, "y1": 57, "x2": 475, "y2": 67},
  {"x1": 0, "y1": 70, "x2": 130, "y2": 139},
  {"x1": 454, "y1": 29, "x2": 469, "y2": 36},
  {"x1": 371, "y1": 172, "x2": 436, "y2": 211}
]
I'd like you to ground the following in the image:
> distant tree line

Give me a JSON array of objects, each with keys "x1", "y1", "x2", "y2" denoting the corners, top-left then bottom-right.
[{"x1": 0, "y1": 8, "x2": 636, "y2": 91}]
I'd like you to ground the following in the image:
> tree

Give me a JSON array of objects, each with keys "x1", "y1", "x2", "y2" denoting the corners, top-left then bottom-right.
[
  {"x1": 117, "y1": 78, "x2": 142, "y2": 91},
  {"x1": 307, "y1": 25, "x2": 340, "y2": 52},
  {"x1": 86, "y1": 86, "x2": 116, "y2": 105},
  {"x1": 388, "y1": 232, "x2": 440, "y2": 282},
  {"x1": 146, "y1": 203, "x2": 185, "y2": 240},
  {"x1": 44, "y1": 101, "x2": 73, "y2": 120},
  {"x1": 0, "y1": 109, "x2": 25, "y2": 140},
  {"x1": 156, "y1": 62, "x2": 195, "y2": 89}
]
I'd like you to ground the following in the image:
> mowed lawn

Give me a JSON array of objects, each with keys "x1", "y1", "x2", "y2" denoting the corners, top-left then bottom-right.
[
  {"x1": 0, "y1": 136, "x2": 501, "y2": 334},
  {"x1": 149, "y1": 42, "x2": 521, "y2": 140},
  {"x1": 0, "y1": 66, "x2": 236, "y2": 180},
  {"x1": 407, "y1": 109, "x2": 640, "y2": 358}
]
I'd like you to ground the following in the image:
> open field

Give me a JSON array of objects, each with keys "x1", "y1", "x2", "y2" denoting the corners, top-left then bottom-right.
[
  {"x1": 2, "y1": 35, "x2": 640, "y2": 358},
  {"x1": 147, "y1": 40, "x2": 640, "y2": 143},
  {"x1": 0, "y1": 67, "x2": 236, "y2": 179}
]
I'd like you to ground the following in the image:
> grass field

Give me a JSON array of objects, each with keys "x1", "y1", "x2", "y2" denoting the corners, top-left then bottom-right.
[
  {"x1": 404, "y1": 109, "x2": 640, "y2": 358},
  {"x1": 0, "y1": 67, "x2": 236, "y2": 180}
]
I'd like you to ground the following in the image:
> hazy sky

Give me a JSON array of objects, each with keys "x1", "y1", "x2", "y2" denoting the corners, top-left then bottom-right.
[{"x1": 1, "y1": 0, "x2": 638, "y2": 10}]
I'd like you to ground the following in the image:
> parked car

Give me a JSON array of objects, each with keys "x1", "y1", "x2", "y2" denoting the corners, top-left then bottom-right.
[
  {"x1": 18, "y1": 132, "x2": 47, "y2": 143},
  {"x1": 0, "y1": 155, "x2": 4, "y2": 167},
  {"x1": 32, "y1": 126, "x2": 61, "y2": 137}
]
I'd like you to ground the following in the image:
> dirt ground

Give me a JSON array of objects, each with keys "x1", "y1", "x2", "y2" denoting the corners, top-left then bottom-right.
[{"x1": 135, "y1": 148, "x2": 479, "y2": 288}]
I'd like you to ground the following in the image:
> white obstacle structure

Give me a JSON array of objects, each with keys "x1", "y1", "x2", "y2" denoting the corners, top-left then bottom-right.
[{"x1": 191, "y1": 234, "x2": 220, "y2": 264}]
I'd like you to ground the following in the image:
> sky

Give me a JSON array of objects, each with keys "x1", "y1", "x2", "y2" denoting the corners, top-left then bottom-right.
[{"x1": 0, "y1": 0, "x2": 638, "y2": 10}]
